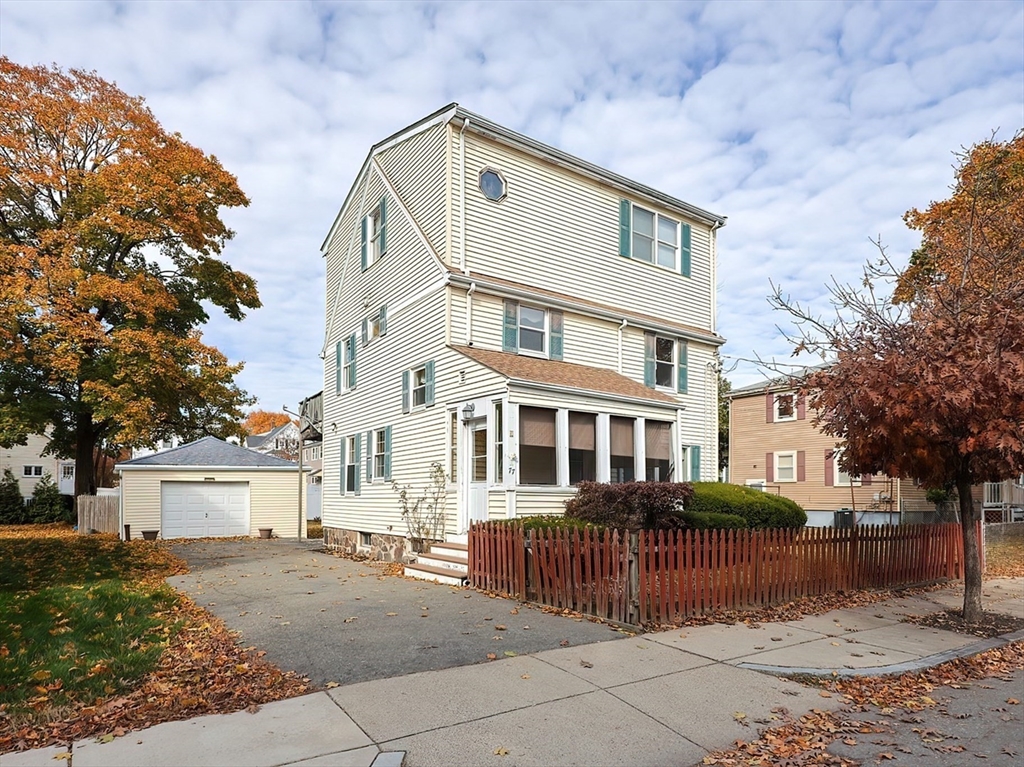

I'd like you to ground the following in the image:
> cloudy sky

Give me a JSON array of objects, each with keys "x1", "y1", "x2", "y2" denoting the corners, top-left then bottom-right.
[{"x1": 3, "y1": 1, "x2": 1022, "y2": 411}]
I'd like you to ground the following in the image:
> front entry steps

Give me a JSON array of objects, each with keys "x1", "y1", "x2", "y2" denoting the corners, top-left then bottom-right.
[{"x1": 404, "y1": 537, "x2": 469, "y2": 586}]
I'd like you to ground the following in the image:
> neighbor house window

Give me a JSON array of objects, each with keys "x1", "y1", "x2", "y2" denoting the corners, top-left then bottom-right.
[
  {"x1": 774, "y1": 393, "x2": 796, "y2": 421},
  {"x1": 834, "y1": 449, "x2": 861, "y2": 487},
  {"x1": 343, "y1": 337, "x2": 356, "y2": 390},
  {"x1": 493, "y1": 401, "x2": 504, "y2": 483},
  {"x1": 569, "y1": 412, "x2": 597, "y2": 485},
  {"x1": 363, "y1": 305, "x2": 386, "y2": 345},
  {"x1": 23, "y1": 466, "x2": 43, "y2": 477},
  {"x1": 362, "y1": 197, "x2": 387, "y2": 270},
  {"x1": 518, "y1": 305, "x2": 546, "y2": 354},
  {"x1": 775, "y1": 451, "x2": 796, "y2": 482},
  {"x1": 519, "y1": 406, "x2": 556, "y2": 485},
  {"x1": 645, "y1": 421, "x2": 672, "y2": 482},
  {"x1": 412, "y1": 366, "x2": 427, "y2": 407},
  {"x1": 503, "y1": 300, "x2": 563, "y2": 360},
  {"x1": 345, "y1": 436, "x2": 357, "y2": 492},
  {"x1": 655, "y1": 336, "x2": 674, "y2": 388},
  {"x1": 373, "y1": 429, "x2": 386, "y2": 479},
  {"x1": 610, "y1": 416, "x2": 635, "y2": 483},
  {"x1": 479, "y1": 168, "x2": 507, "y2": 201}
]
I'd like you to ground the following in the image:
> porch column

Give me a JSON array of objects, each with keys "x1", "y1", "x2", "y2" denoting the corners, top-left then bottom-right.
[
  {"x1": 556, "y1": 408, "x2": 569, "y2": 487},
  {"x1": 634, "y1": 417, "x2": 646, "y2": 482},
  {"x1": 596, "y1": 413, "x2": 610, "y2": 483}
]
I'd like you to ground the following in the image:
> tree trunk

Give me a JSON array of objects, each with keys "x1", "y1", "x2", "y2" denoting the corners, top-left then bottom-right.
[
  {"x1": 957, "y1": 476, "x2": 983, "y2": 621},
  {"x1": 74, "y1": 411, "x2": 97, "y2": 497}
]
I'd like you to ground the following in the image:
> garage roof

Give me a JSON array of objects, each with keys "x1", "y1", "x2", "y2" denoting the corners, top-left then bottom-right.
[{"x1": 116, "y1": 436, "x2": 298, "y2": 470}]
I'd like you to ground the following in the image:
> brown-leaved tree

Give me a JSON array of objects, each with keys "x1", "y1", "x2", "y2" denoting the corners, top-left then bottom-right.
[
  {"x1": 770, "y1": 133, "x2": 1024, "y2": 621},
  {"x1": 242, "y1": 410, "x2": 294, "y2": 437},
  {"x1": 0, "y1": 58, "x2": 260, "y2": 494}
]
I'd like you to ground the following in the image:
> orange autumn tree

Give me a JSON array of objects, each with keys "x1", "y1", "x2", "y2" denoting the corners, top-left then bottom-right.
[
  {"x1": 770, "y1": 133, "x2": 1024, "y2": 622},
  {"x1": 242, "y1": 410, "x2": 294, "y2": 437},
  {"x1": 0, "y1": 58, "x2": 259, "y2": 495}
]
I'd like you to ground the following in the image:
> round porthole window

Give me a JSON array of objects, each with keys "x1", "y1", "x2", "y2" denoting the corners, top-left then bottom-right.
[{"x1": 479, "y1": 168, "x2": 507, "y2": 202}]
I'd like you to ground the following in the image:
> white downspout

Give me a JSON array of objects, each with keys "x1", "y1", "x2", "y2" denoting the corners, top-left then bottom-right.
[
  {"x1": 459, "y1": 118, "x2": 471, "y2": 276},
  {"x1": 466, "y1": 282, "x2": 476, "y2": 346},
  {"x1": 617, "y1": 319, "x2": 628, "y2": 373}
]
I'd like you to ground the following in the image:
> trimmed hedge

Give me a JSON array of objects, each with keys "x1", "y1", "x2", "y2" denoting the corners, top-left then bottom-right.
[
  {"x1": 687, "y1": 482, "x2": 807, "y2": 528},
  {"x1": 0, "y1": 468, "x2": 27, "y2": 525},
  {"x1": 677, "y1": 510, "x2": 747, "y2": 530},
  {"x1": 496, "y1": 515, "x2": 604, "y2": 533},
  {"x1": 564, "y1": 481, "x2": 695, "y2": 531}
]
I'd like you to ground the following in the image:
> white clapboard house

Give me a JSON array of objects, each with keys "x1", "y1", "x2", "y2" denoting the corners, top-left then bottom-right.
[{"x1": 320, "y1": 104, "x2": 725, "y2": 579}]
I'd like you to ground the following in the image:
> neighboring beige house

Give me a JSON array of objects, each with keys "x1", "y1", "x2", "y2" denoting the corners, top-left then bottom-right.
[
  {"x1": 115, "y1": 436, "x2": 305, "y2": 539},
  {"x1": 0, "y1": 432, "x2": 75, "y2": 498},
  {"x1": 320, "y1": 104, "x2": 724, "y2": 561},
  {"x1": 727, "y1": 376, "x2": 934, "y2": 526},
  {"x1": 245, "y1": 421, "x2": 301, "y2": 460}
]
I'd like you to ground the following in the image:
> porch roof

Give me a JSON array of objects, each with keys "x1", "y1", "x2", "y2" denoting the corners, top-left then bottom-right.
[{"x1": 450, "y1": 345, "x2": 678, "y2": 405}]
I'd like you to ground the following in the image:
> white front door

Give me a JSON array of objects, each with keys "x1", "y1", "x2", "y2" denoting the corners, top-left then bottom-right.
[
  {"x1": 161, "y1": 481, "x2": 250, "y2": 538},
  {"x1": 58, "y1": 463, "x2": 75, "y2": 495},
  {"x1": 465, "y1": 418, "x2": 489, "y2": 530}
]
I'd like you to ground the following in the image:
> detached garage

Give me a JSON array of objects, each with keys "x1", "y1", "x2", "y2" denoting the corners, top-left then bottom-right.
[{"x1": 116, "y1": 437, "x2": 305, "y2": 540}]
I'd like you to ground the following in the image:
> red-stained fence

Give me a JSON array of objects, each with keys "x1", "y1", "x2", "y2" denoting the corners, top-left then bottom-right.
[{"x1": 469, "y1": 522, "x2": 964, "y2": 626}]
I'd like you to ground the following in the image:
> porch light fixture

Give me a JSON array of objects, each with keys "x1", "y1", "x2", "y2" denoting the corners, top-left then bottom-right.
[{"x1": 461, "y1": 403, "x2": 476, "y2": 422}]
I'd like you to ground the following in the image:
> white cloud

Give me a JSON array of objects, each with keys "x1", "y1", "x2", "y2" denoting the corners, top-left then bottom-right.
[{"x1": 1, "y1": 0, "x2": 1021, "y2": 407}]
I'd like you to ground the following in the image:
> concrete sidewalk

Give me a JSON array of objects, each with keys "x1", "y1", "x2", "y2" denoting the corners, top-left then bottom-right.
[{"x1": 4, "y1": 578, "x2": 1021, "y2": 767}]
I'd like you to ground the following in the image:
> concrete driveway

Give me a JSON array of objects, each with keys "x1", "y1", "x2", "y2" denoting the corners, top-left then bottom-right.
[{"x1": 167, "y1": 539, "x2": 625, "y2": 687}]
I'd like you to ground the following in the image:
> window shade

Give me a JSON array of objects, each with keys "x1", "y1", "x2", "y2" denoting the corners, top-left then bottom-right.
[
  {"x1": 610, "y1": 416, "x2": 634, "y2": 456},
  {"x1": 645, "y1": 421, "x2": 671, "y2": 460},
  {"x1": 569, "y1": 412, "x2": 596, "y2": 450},
  {"x1": 520, "y1": 407, "x2": 556, "y2": 448}
]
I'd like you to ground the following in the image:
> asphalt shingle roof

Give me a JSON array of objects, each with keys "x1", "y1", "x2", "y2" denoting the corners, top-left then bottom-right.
[
  {"x1": 451, "y1": 345, "x2": 677, "y2": 404},
  {"x1": 118, "y1": 436, "x2": 297, "y2": 468}
]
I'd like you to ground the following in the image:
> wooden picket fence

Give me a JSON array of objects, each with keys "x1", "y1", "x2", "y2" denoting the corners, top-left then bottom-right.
[{"x1": 469, "y1": 522, "x2": 964, "y2": 626}]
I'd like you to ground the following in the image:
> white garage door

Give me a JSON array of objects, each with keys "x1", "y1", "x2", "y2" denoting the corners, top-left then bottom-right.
[{"x1": 161, "y1": 481, "x2": 250, "y2": 538}]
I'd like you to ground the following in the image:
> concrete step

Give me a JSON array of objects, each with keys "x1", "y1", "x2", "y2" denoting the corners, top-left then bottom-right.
[
  {"x1": 446, "y1": 533, "x2": 469, "y2": 545},
  {"x1": 404, "y1": 561, "x2": 468, "y2": 586},
  {"x1": 430, "y1": 541, "x2": 468, "y2": 559},
  {"x1": 416, "y1": 551, "x2": 469, "y2": 573}
]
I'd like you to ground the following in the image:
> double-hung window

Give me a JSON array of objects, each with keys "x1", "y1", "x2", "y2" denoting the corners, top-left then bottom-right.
[
  {"x1": 402, "y1": 361, "x2": 435, "y2": 412},
  {"x1": 774, "y1": 393, "x2": 796, "y2": 422},
  {"x1": 343, "y1": 337, "x2": 356, "y2": 390},
  {"x1": 412, "y1": 366, "x2": 427, "y2": 407},
  {"x1": 493, "y1": 401, "x2": 504, "y2": 483},
  {"x1": 373, "y1": 429, "x2": 386, "y2": 479},
  {"x1": 362, "y1": 305, "x2": 387, "y2": 346},
  {"x1": 23, "y1": 465, "x2": 43, "y2": 477},
  {"x1": 619, "y1": 200, "x2": 692, "y2": 277},
  {"x1": 834, "y1": 448, "x2": 861, "y2": 487},
  {"x1": 775, "y1": 451, "x2": 796, "y2": 483},
  {"x1": 645, "y1": 333, "x2": 688, "y2": 393},
  {"x1": 655, "y1": 336, "x2": 674, "y2": 388},
  {"x1": 361, "y1": 196, "x2": 387, "y2": 270},
  {"x1": 502, "y1": 300, "x2": 563, "y2": 360},
  {"x1": 344, "y1": 436, "x2": 357, "y2": 493}
]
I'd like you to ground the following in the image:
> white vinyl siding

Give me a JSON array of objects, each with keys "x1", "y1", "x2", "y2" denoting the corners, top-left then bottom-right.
[{"x1": 462, "y1": 132, "x2": 713, "y2": 331}]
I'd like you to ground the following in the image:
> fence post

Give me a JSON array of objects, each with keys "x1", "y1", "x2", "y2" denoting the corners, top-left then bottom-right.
[
  {"x1": 627, "y1": 532, "x2": 640, "y2": 626},
  {"x1": 850, "y1": 524, "x2": 860, "y2": 589}
]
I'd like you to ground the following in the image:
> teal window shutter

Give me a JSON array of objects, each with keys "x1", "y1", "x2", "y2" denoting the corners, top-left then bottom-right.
[
  {"x1": 425, "y1": 360, "x2": 435, "y2": 407},
  {"x1": 365, "y1": 430, "x2": 373, "y2": 480},
  {"x1": 379, "y1": 305, "x2": 387, "y2": 336},
  {"x1": 643, "y1": 332, "x2": 655, "y2": 388},
  {"x1": 360, "y1": 217, "x2": 368, "y2": 271},
  {"x1": 354, "y1": 434, "x2": 362, "y2": 495},
  {"x1": 349, "y1": 333, "x2": 357, "y2": 388},
  {"x1": 339, "y1": 437, "x2": 347, "y2": 493},
  {"x1": 618, "y1": 199, "x2": 631, "y2": 258},
  {"x1": 401, "y1": 370, "x2": 410, "y2": 414},
  {"x1": 690, "y1": 445, "x2": 701, "y2": 482},
  {"x1": 379, "y1": 196, "x2": 387, "y2": 256},
  {"x1": 361, "y1": 318, "x2": 368, "y2": 346},
  {"x1": 502, "y1": 300, "x2": 519, "y2": 353},
  {"x1": 335, "y1": 341, "x2": 341, "y2": 394},
  {"x1": 549, "y1": 310, "x2": 564, "y2": 361},
  {"x1": 677, "y1": 341, "x2": 689, "y2": 394},
  {"x1": 384, "y1": 425, "x2": 392, "y2": 481},
  {"x1": 680, "y1": 223, "x2": 691, "y2": 278}
]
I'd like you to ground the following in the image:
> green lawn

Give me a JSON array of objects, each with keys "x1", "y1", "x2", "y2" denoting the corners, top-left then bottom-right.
[{"x1": 0, "y1": 529, "x2": 180, "y2": 722}]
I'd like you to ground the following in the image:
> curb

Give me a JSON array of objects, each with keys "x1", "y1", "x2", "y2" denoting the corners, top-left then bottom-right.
[{"x1": 737, "y1": 627, "x2": 1024, "y2": 678}]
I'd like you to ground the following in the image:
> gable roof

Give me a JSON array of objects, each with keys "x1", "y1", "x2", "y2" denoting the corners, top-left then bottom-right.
[
  {"x1": 116, "y1": 436, "x2": 298, "y2": 470},
  {"x1": 726, "y1": 364, "x2": 832, "y2": 399},
  {"x1": 451, "y1": 345, "x2": 677, "y2": 406},
  {"x1": 321, "y1": 103, "x2": 726, "y2": 253},
  {"x1": 244, "y1": 421, "x2": 297, "y2": 450}
]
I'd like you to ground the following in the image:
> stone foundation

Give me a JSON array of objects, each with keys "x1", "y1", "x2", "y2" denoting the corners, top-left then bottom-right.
[{"x1": 323, "y1": 526, "x2": 419, "y2": 563}]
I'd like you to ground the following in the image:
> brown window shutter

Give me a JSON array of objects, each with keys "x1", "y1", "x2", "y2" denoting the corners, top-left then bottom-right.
[
  {"x1": 797, "y1": 394, "x2": 806, "y2": 420},
  {"x1": 765, "y1": 393, "x2": 774, "y2": 423},
  {"x1": 765, "y1": 452, "x2": 774, "y2": 483},
  {"x1": 824, "y1": 449, "x2": 834, "y2": 487},
  {"x1": 862, "y1": 473, "x2": 873, "y2": 486},
  {"x1": 797, "y1": 450, "x2": 806, "y2": 482}
]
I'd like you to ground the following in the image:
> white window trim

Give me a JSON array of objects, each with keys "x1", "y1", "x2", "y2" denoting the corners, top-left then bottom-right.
[
  {"x1": 774, "y1": 450, "x2": 797, "y2": 483},
  {"x1": 344, "y1": 436, "x2": 357, "y2": 495},
  {"x1": 372, "y1": 429, "x2": 386, "y2": 481},
  {"x1": 366, "y1": 314, "x2": 382, "y2": 344},
  {"x1": 23, "y1": 465, "x2": 43, "y2": 477},
  {"x1": 410, "y1": 365, "x2": 428, "y2": 410},
  {"x1": 773, "y1": 392, "x2": 797, "y2": 422},
  {"x1": 366, "y1": 206, "x2": 383, "y2": 268},
  {"x1": 631, "y1": 204, "x2": 681, "y2": 272},
  {"x1": 343, "y1": 337, "x2": 356, "y2": 391},
  {"x1": 834, "y1": 448, "x2": 862, "y2": 487},
  {"x1": 447, "y1": 409, "x2": 459, "y2": 488},
  {"x1": 653, "y1": 334, "x2": 676, "y2": 392},
  {"x1": 517, "y1": 304, "x2": 548, "y2": 358}
]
